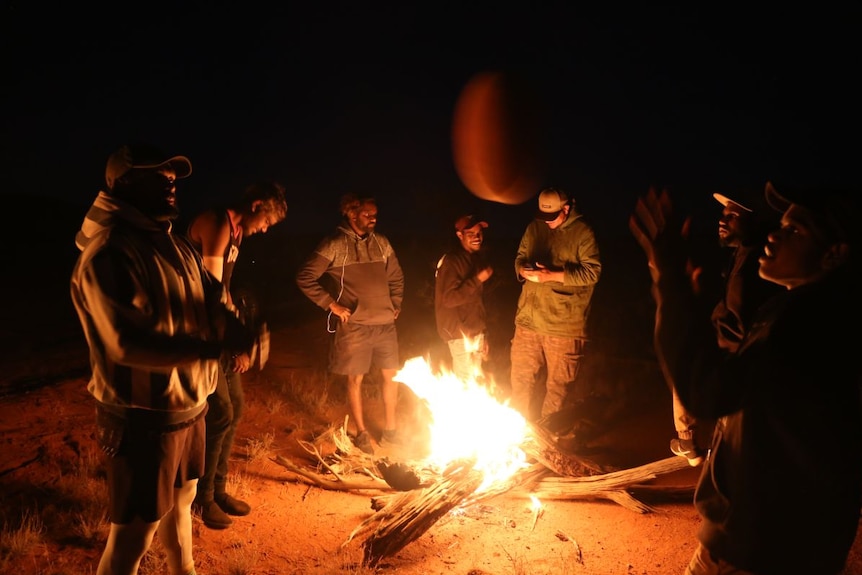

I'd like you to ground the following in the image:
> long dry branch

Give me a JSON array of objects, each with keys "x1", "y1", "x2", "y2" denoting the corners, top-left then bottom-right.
[
  {"x1": 523, "y1": 422, "x2": 611, "y2": 476},
  {"x1": 345, "y1": 459, "x2": 485, "y2": 567},
  {"x1": 515, "y1": 455, "x2": 689, "y2": 496},
  {"x1": 273, "y1": 455, "x2": 389, "y2": 492},
  {"x1": 274, "y1": 424, "x2": 697, "y2": 566},
  {"x1": 508, "y1": 455, "x2": 693, "y2": 512}
]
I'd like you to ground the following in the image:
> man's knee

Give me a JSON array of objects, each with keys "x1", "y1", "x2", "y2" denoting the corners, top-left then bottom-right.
[
  {"x1": 106, "y1": 518, "x2": 159, "y2": 559},
  {"x1": 176, "y1": 479, "x2": 197, "y2": 507}
]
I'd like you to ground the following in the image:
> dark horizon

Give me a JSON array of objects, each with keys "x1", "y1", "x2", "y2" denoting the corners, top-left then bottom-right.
[{"x1": 4, "y1": 6, "x2": 859, "y2": 241}]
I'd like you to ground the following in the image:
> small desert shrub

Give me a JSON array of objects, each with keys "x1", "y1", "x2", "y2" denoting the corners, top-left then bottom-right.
[
  {"x1": 137, "y1": 537, "x2": 166, "y2": 575},
  {"x1": 225, "y1": 470, "x2": 252, "y2": 503},
  {"x1": 52, "y1": 445, "x2": 110, "y2": 543},
  {"x1": 287, "y1": 548, "x2": 377, "y2": 575},
  {"x1": 0, "y1": 509, "x2": 45, "y2": 562},
  {"x1": 278, "y1": 370, "x2": 331, "y2": 417},
  {"x1": 224, "y1": 539, "x2": 261, "y2": 575},
  {"x1": 58, "y1": 454, "x2": 105, "y2": 503},
  {"x1": 73, "y1": 509, "x2": 108, "y2": 545},
  {"x1": 246, "y1": 431, "x2": 275, "y2": 464},
  {"x1": 502, "y1": 546, "x2": 580, "y2": 575},
  {"x1": 264, "y1": 394, "x2": 285, "y2": 415}
]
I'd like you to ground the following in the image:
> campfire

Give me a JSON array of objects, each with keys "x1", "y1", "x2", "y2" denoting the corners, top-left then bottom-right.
[
  {"x1": 274, "y1": 351, "x2": 692, "y2": 567},
  {"x1": 390, "y1": 356, "x2": 531, "y2": 492}
]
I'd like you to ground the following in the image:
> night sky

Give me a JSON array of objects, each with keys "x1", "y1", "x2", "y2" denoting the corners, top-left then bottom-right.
[{"x1": 3, "y1": 4, "x2": 860, "y2": 239}]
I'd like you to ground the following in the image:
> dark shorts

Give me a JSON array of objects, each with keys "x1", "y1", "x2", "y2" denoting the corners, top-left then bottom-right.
[
  {"x1": 96, "y1": 404, "x2": 207, "y2": 524},
  {"x1": 329, "y1": 322, "x2": 399, "y2": 375}
]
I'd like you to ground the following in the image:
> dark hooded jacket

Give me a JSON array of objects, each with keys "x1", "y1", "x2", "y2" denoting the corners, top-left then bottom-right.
[
  {"x1": 513, "y1": 208, "x2": 601, "y2": 338},
  {"x1": 656, "y1": 259, "x2": 862, "y2": 574}
]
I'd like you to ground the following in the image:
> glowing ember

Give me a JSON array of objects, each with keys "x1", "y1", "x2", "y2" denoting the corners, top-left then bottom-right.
[
  {"x1": 394, "y1": 356, "x2": 531, "y2": 492},
  {"x1": 529, "y1": 494, "x2": 544, "y2": 531},
  {"x1": 529, "y1": 494, "x2": 543, "y2": 511}
]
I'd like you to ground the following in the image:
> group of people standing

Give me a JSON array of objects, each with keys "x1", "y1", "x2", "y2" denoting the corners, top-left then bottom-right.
[
  {"x1": 70, "y1": 141, "x2": 860, "y2": 575},
  {"x1": 434, "y1": 186, "x2": 602, "y2": 431},
  {"x1": 72, "y1": 144, "x2": 254, "y2": 575},
  {"x1": 631, "y1": 183, "x2": 860, "y2": 574}
]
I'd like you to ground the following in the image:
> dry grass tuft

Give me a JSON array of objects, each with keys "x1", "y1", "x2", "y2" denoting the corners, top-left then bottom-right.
[
  {"x1": 223, "y1": 537, "x2": 261, "y2": 575},
  {"x1": 225, "y1": 469, "x2": 253, "y2": 504},
  {"x1": 246, "y1": 431, "x2": 276, "y2": 464},
  {"x1": 277, "y1": 370, "x2": 333, "y2": 417},
  {"x1": 264, "y1": 394, "x2": 285, "y2": 415},
  {"x1": 0, "y1": 509, "x2": 45, "y2": 566}
]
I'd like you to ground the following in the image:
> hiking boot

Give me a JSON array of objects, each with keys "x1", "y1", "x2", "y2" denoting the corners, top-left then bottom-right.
[
  {"x1": 195, "y1": 500, "x2": 232, "y2": 529},
  {"x1": 354, "y1": 430, "x2": 374, "y2": 455},
  {"x1": 215, "y1": 493, "x2": 251, "y2": 516},
  {"x1": 381, "y1": 428, "x2": 403, "y2": 446},
  {"x1": 670, "y1": 438, "x2": 704, "y2": 467}
]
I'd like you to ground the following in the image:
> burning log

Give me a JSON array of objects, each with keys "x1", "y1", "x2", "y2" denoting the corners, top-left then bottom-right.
[
  {"x1": 274, "y1": 427, "x2": 694, "y2": 566},
  {"x1": 271, "y1": 356, "x2": 697, "y2": 567},
  {"x1": 344, "y1": 459, "x2": 485, "y2": 568},
  {"x1": 522, "y1": 421, "x2": 611, "y2": 476},
  {"x1": 369, "y1": 460, "x2": 547, "y2": 511},
  {"x1": 341, "y1": 455, "x2": 691, "y2": 566}
]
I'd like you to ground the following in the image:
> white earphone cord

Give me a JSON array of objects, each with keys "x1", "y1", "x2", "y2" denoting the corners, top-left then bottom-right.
[{"x1": 326, "y1": 249, "x2": 348, "y2": 333}]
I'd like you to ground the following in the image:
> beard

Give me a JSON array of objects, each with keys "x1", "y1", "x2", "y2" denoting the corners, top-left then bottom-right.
[
  {"x1": 144, "y1": 198, "x2": 180, "y2": 222},
  {"x1": 137, "y1": 192, "x2": 179, "y2": 222},
  {"x1": 718, "y1": 230, "x2": 740, "y2": 249}
]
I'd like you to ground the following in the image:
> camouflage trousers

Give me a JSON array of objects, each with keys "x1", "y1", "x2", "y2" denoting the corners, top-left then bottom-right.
[{"x1": 509, "y1": 325, "x2": 585, "y2": 420}]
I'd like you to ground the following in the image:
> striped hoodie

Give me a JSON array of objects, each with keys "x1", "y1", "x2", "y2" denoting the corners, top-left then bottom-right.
[{"x1": 71, "y1": 191, "x2": 225, "y2": 415}]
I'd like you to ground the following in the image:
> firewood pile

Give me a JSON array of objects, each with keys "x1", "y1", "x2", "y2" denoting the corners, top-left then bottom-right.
[{"x1": 272, "y1": 417, "x2": 693, "y2": 567}]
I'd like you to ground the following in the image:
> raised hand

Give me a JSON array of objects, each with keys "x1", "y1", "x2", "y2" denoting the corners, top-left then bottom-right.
[{"x1": 629, "y1": 187, "x2": 696, "y2": 289}]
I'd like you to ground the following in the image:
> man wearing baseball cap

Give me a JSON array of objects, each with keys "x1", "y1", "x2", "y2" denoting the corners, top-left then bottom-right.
[
  {"x1": 72, "y1": 143, "x2": 254, "y2": 575},
  {"x1": 668, "y1": 189, "x2": 782, "y2": 466},
  {"x1": 434, "y1": 214, "x2": 494, "y2": 383},
  {"x1": 630, "y1": 182, "x2": 861, "y2": 574},
  {"x1": 510, "y1": 187, "x2": 602, "y2": 426}
]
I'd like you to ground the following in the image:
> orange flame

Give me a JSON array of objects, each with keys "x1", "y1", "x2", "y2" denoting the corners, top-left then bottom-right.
[{"x1": 394, "y1": 355, "x2": 530, "y2": 493}]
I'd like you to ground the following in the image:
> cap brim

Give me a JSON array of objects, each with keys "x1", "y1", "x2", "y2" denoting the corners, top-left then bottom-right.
[
  {"x1": 535, "y1": 210, "x2": 561, "y2": 221},
  {"x1": 133, "y1": 155, "x2": 193, "y2": 179},
  {"x1": 164, "y1": 156, "x2": 192, "y2": 179},
  {"x1": 456, "y1": 221, "x2": 489, "y2": 232},
  {"x1": 713, "y1": 193, "x2": 753, "y2": 212},
  {"x1": 764, "y1": 181, "x2": 791, "y2": 213}
]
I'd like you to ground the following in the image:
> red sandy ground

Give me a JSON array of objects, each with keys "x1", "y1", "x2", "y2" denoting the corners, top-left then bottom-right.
[{"x1": 3, "y1": 317, "x2": 862, "y2": 575}]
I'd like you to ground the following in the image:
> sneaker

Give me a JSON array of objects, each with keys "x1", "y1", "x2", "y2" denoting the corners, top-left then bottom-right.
[
  {"x1": 215, "y1": 493, "x2": 251, "y2": 516},
  {"x1": 670, "y1": 438, "x2": 704, "y2": 466},
  {"x1": 381, "y1": 429, "x2": 403, "y2": 446},
  {"x1": 354, "y1": 430, "x2": 374, "y2": 455},
  {"x1": 195, "y1": 500, "x2": 233, "y2": 529}
]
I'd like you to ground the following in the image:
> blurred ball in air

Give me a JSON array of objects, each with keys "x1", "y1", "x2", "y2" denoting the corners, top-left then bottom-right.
[{"x1": 452, "y1": 71, "x2": 548, "y2": 205}]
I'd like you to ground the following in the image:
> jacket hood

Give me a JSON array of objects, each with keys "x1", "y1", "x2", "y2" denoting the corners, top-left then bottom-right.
[
  {"x1": 337, "y1": 222, "x2": 374, "y2": 241},
  {"x1": 75, "y1": 191, "x2": 170, "y2": 252}
]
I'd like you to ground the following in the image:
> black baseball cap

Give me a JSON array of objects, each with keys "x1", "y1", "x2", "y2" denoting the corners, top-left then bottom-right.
[
  {"x1": 105, "y1": 143, "x2": 192, "y2": 190},
  {"x1": 765, "y1": 181, "x2": 857, "y2": 244}
]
